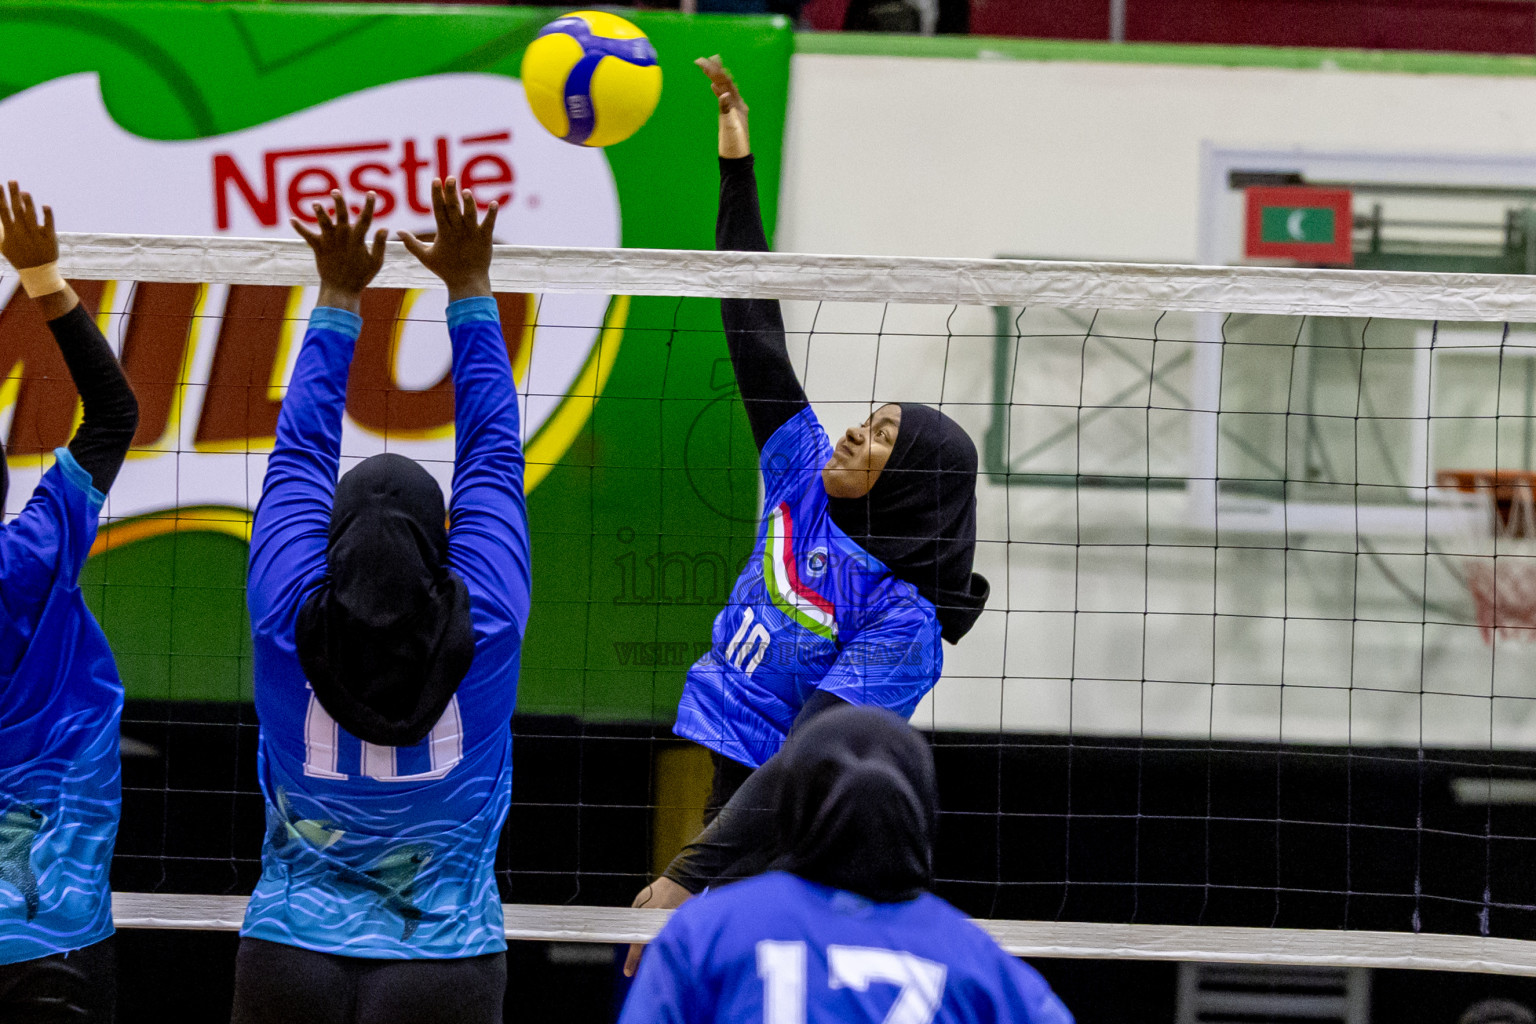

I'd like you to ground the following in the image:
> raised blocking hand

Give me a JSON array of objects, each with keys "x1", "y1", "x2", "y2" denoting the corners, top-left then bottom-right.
[
  {"x1": 292, "y1": 190, "x2": 386, "y2": 315},
  {"x1": 696, "y1": 55, "x2": 750, "y2": 159},
  {"x1": 0, "y1": 181, "x2": 82, "y2": 318},
  {"x1": 398, "y1": 176, "x2": 497, "y2": 303},
  {"x1": 0, "y1": 180, "x2": 58, "y2": 272}
]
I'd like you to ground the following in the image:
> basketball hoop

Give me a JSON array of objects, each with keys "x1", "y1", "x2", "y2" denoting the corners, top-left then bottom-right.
[{"x1": 1436, "y1": 469, "x2": 1536, "y2": 644}]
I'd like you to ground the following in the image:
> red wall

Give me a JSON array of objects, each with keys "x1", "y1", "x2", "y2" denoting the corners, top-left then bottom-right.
[{"x1": 802, "y1": 0, "x2": 1536, "y2": 56}]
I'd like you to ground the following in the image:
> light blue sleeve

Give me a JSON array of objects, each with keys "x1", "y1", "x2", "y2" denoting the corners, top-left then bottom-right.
[
  {"x1": 0, "y1": 449, "x2": 101, "y2": 584},
  {"x1": 0, "y1": 450, "x2": 102, "y2": 668},
  {"x1": 445, "y1": 296, "x2": 530, "y2": 641},
  {"x1": 247, "y1": 307, "x2": 360, "y2": 637}
]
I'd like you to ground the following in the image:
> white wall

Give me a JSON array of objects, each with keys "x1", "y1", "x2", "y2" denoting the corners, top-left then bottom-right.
[
  {"x1": 778, "y1": 53, "x2": 1536, "y2": 262},
  {"x1": 774, "y1": 52, "x2": 1536, "y2": 746}
]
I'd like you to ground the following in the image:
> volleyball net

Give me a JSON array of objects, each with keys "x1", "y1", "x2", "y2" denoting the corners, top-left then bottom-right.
[{"x1": 12, "y1": 234, "x2": 1536, "y2": 972}]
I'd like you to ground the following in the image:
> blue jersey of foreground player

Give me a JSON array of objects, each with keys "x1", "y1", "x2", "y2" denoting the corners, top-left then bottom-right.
[
  {"x1": 242, "y1": 299, "x2": 530, "y2": 959},
  {"x1": 622, "y1": 872, "x2": 1073, "y2": 1024},
  {"x1": 0, "y1": 451, "x2": 122, "y2": 964},
  {"x1": 675, "y1": 407, "x2": 944, "y2": 769}
]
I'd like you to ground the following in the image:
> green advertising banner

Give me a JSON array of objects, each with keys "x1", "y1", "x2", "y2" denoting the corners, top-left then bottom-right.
[{"x1": 0, "y1": 1, "x2": 792, "y2": 720}]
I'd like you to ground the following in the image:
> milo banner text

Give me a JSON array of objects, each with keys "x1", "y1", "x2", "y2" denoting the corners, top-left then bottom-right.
[{"x1": 0, "y1": 1, "x2": 792, "y2": 718}]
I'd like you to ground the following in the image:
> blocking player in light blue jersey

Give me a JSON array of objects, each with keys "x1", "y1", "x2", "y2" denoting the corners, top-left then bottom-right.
[
  {"x1": 621, "y1": 706, "x2": 1073, "y2": 1024},
  {"x1": 626, "y1": 57, "x2": 992, "y2": 968},
  {"x1": 0, "y1": 182, "x2": 139, "y2": 1023},
  {"x1": 231, "y1": 179, "x2": 529, "y2": 1024}
]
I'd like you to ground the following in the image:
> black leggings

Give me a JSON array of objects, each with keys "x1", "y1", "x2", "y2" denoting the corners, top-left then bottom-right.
[
  {"x1": 0, "y1": 935, "x2": 115, "y2": 1024},
  {"x1": 231, "y1": 937, "x2": 506, "y2": 1024}
]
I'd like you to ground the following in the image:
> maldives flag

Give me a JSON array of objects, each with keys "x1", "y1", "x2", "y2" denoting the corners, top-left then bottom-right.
[{"x1": 1244, "y1": 186, "x2": 1353, "y2": 265}]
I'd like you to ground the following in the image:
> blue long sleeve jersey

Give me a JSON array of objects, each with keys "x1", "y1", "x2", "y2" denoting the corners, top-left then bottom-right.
[
  {"x1": 0, "y1": 450, "x2": 122, "y2": 964},
  {"x1": 242, "y1": 300, "x2": 530, "y2": 959},
  {"x1": 674, "y1": 408, "x2": 945, "y2": 769},
  {"x1": 620, "y1": 872, "x2": 1074, "y2": 1024}
]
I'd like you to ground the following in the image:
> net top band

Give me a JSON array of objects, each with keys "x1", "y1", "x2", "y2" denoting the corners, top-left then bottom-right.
[
  {"x1": 44, "y1": 231, "x2": 1536, "y2": 322},
  {"x1": 107, "y1": 893, "x2": 1536, "y2": 977}
]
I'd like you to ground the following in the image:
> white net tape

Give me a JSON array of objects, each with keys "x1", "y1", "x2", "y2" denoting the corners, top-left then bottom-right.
[
  {"x1": 53, "y1": 231, "x2": 1536, "y2": 318},
  {"x1": 107, "y1": 895, "x2": 1536, "y2": 976}
]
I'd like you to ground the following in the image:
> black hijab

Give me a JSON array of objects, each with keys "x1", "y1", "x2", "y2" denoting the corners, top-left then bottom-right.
[
  {"x1": 295, "y1": 453, "x2": 476, "y2": 748},
  {"x1": 772, "y1": 704, "x2": 937, "y2": 903},
  {"x1": 827, "y1": 403, "x2": 990, "y2": 643}
]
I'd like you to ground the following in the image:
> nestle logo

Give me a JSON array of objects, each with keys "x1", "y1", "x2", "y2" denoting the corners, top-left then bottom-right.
[{"x1": 213, "y1": 131, "x2": 515, "y2": 231}]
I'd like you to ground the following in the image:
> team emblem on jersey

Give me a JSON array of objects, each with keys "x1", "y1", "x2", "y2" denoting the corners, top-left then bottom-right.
[{"x1": 805, "y1": 548, "x2": 829, "y2": 579}]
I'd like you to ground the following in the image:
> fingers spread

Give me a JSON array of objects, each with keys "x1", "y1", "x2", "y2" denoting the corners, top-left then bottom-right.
[
  {"x1": 42, "y1": 206, "x2": 54, "y2": 234},
  {"x1": 356, "y1": 191, "x2": 377, "y2": 236},
  {"x1": 290, "y1": 218, "x2": 322, "y2": 245},
  {"x1": 482, "y1": 200, "x2": 499, "y2": 238},
  {"x1": 460, "y1": 186, "x2": 477, "y2": 229},
  {"x1": 313, "y1": 202, "x2": 334, "y2": 233},
  {"x1": 398, "y1": 230, "x2": 430, "y2": 263},
  {"x1": 370, "y1": 228, "x2": 387, "y2": 264},
  {"x1": 441, "y1": 177, "x2": 463, "y2": 229},
  {"x1": 429, "y1": 178, "x2": 446, "y2": 226},
  {"x1": 330, "y1": 190, "x2": 349, "y2": 229}
]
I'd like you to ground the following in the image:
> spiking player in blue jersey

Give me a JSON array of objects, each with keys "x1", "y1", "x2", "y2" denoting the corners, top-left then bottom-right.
[
  {"x1": 231, "y1": 179, "x2": 529, "y2": 1024},
  {"x1": 0, "y1": 182, "x2": 139, "y2": 1023},
  {"x1": 621, "y1": 706, "x2": 1073, "y2": 1024},
  {"x1": 626, "y1": 57, "x2": 992, "y2": 971}
]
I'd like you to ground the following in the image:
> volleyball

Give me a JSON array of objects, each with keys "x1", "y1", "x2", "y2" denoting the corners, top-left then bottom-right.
[{"x1": 521, "y1": 11, "x2": 662, "y2": 148}]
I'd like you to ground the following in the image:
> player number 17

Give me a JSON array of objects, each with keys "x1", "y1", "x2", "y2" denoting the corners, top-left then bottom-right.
[{"x1": 757, "y1": 940, "x2": 947, "y2": 1024}]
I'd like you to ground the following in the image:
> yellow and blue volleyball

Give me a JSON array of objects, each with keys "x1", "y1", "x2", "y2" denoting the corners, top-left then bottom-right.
[{"x1": 521, "y1": 11, "x2": 662, "y2": 148}]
